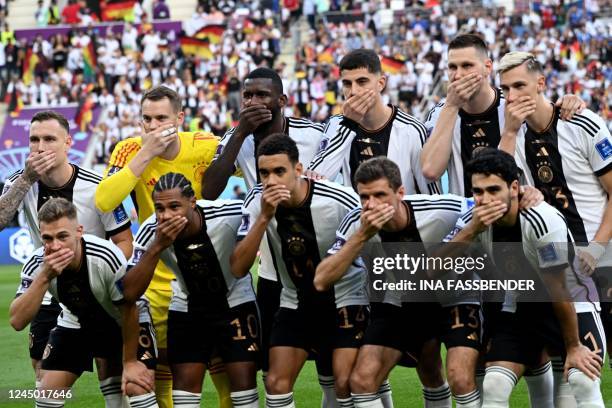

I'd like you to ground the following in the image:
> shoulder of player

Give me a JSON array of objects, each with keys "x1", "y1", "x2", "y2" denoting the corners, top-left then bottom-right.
[
  {"x1": 22, "y1": 248, "x2": 45, "y2": 277},
  {"x1": 75, "y1": 165, "x2": 103, "y2": 185},
  {"x1": 404, "y1": 194, "x2": 465, "y2": 213},
  {"x1": 110, "y1": 137, "x2": 143, "y2": 166},
  {"x1": 562, "y1": 109, "x2": 603, "y2": 138},
  {"x1": 393, "y1": 107, "x2": 428, "y2": 145},
  {"x1": 519, "y1": 202, "x2": 565, "y2": 240},
  {"x1": 134, "y1": 214, "x2": 158, "y2": 247},
  {"x1": 83, "y1": 234, "x2": 126, "y2": 273},
  {"x1": 180, "y1": 131, "x2": 219, "y2": 143},
  {"x1": 425, "y1": 100, "x2": 446, "y2": 122},
  {"x1": 288, "y1": 116, "x2": 325, "y2": 133},
  {"x1": 6, "y1": 169, "x2": 24, "y2": 183},
  {"x1": 338, "y1": 207, "x2": 362, "y2": 235},
  {"x1": 312, "y1": 179, "x2": 360, "y2": 209},
  {"x1": 243, "y1": 184, "x2": 263, "y2": 208},
  {"x1": 197, "y1": 199, "x2": 243, "y2": 221}
]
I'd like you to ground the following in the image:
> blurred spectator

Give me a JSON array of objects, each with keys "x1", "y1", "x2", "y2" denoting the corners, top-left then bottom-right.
[
  {"x1": 153, "y1": 0, "x2": 170, "y2": 20},
  {"x1": 232, "y1": 185, "x2": 246, "y2": 200},
  {"x1": 61, "y1": 0, "x2": 81, "y2": 25}
]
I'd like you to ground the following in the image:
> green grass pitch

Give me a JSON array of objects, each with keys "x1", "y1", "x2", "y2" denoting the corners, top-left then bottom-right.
[{"x1": 0, "y1": 265, "x2": 609, "y2": 406}]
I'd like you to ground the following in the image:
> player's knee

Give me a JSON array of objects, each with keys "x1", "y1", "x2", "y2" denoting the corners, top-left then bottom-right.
[
  {"x1": 482, "y1": 369, "x2": 515, "y2": 404},
  {"x1": 567, "y1": 369, "x2": 601, "y2": 398},
  {"x1": 447, "y1": 366, "x2": 476, "y2": 395},
  {"x1": 265, "y1": 372, "x2": 292, "y2": 394},
  {"x1": 334, "y1": 373, "x2": 351, "y2": 397},
  {"x1": 125, "y1": 382, "x2": 150, "y2": 397},
  {"x1": 349, "y1": 369, "x2": 377, "y2": 394}
]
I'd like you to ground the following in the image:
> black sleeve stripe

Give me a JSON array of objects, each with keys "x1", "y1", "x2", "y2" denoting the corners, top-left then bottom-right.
[
  {"x1": 570, "y1": 116, "x2": 598, "y2": 134},
  {"x1": 87, "y1": 241, "x2": 123, "y2": 269},
  {"x1": 323, "y1": 115, "x2": 342, "y2": 133},
  {"x1": 460, "y1": 208, "x2": 474, "y2": 223},
  {"x1": 105, "y1": 221, "x2": 132, "y2": 239},
  {"x1": 526, "y1": 208, "x2": 549, "y2": 235},
  {"x1": 135, "y1": 222, "x2": 157, "y2": 246},
  {"x1": 314, "y1": 190, "x2": 359, "y2": 210},
  {"x1": 205, "y1": 211, "x2": 243, "y2": 221},
  {"x1": 338, "y1": 208, "x2": 362, "y2": 235},
  {"x1": 23, "y1": 255, "x2": 44, "y2": 277},
  {"x1": 413, "y1": 206, "x2": 463, "y2": 212},
  {"x1": 77, "y1": 167, "x2": 103, "y2": 181},
  {"x1": 409, "y1": 198, "x2": 463, "y2": 206},
  {"x1": 521, "y1": 210, "x2": 545, "y2": 239},
  {"x1": 314, "y1": 182, "x2": 360, "y2": 207},
  {"x1": 594, "y1": 161, "x2": 612, "y2": 178},
  {"x1": 204, "y1": 203, "x2": 244, "y2": 216},
  {"x1": 86, "y1": 249, "x2": 122, "y2": 274},
  {"x1": 76, "y1": 173, "x2": 103, "y2": 185},
  {"x1": 7, "y1": 169, "x2": 24, "y2": 182},
  {"x1": 432, "y1": 183, "x2": 442, "y2": 194},
  {"x1": 567, "y1": 118, "x2": 597, "y2": 137},
  {"x1": 288, "y1": 118, "x2": 325, "y2": 131},
  {"x1": 243, "y1": 185, "x2": 263, "y2": 208},
  {"x1": 395, "y1": 113, "x2": 427, "y2": 146},
  {"x1": 308, "y1": 125, "x2": 353, "y2": 170},
  {"x1": 573, "y1": 113, "x2": 600, "y2": 132}
]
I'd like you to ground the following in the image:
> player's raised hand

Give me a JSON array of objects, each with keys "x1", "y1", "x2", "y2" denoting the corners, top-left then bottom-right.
[
  {"x1": 42, "y1": 248, "x2": 74, "y2": 280},
  {"x1": 23, "y1": 151, "x2": 56, "y2": 183},
  {"x1": 469, "y1": 200, "x2": 507, "y2": 233},
  {"x1": 235, "y1": 104, "x2": 273, "y2": 138},
  {"x1": 261, "y1": 184, "x2": 290, "y2": 220},
  {"x1": 154, "y1": 216, "x2": 188, "y2": 249},
  {"x1": 577, "y1": 242, "x2": 606, "y2": 276},
  {"x1": 141, "y1": 123, "x2": 177, "y2": 158},
  {"x1": 343, "y1": 89, "x2": 376, "y2": 124},
  {"x1": 445, "y1": 72, "x2": 483, "y2": 109},
  {"x1": 359, "y1": 203, "x2": 395, "y2": 239},
  {"x1": 556, "y1": 94, "x2": 585, "y2": 121},
  {"x1": 504, "y1": 96, "x2": 536, "y2": 133},
  {"x1": 518, "y1": 185, "x2": 544, "y2": 209},
  {"x1": 304, "y1": 169, "x2": 325, "y2": 181},
  {"x1": 122, "y1": 360, "x2": 155, "y2": 394},
  {"x1": 564, "y1": 344, "x2": 602, "y2": 381}
]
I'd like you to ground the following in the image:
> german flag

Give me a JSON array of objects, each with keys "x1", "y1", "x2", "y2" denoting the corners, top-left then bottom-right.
[
  {"x1": 7, "y1": 88, "x2": 23, "y2": 117},
  {"x1": 179, "y1": 37, "x2": 213, "y2": 60},
  {"x1": 101, "y1": 1, "x2": 135, "y2": 21},
  {"x1": 82, "y1": 42, "x2": 97, "y2": 79},
  {"x1": 75, "y1": 94, "x2": 95, "y2": 132},
  {"x1": 22, "y1": 49, "x2": 39, "y2": 86},
  {"x1": 195, "y1": 25, "x2": 225, "y2": 44},
  {"x1": 380, "y1": 56, "x2": 405, "y2": 74}
]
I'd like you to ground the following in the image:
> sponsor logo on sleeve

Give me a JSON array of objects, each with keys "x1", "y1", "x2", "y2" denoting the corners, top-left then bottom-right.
[
  {"x1": 330, "y1": 237, "x2": 346, "y2": 252},
  {"x1": 595, "y1": 138, "x2": 612, "y2": 160},
  {"x1": 131, "y1": 248, "x2": 145, "y2": 264},
  {"x1": 239, "y1": 214, "x2": 250, "y2": 233},
  {"x1": 113, "y1": 205, "x2": 128, "y2": 223},
  {"x1": 538, "y1": 243, "x2": 559, "y2": 263},
  {"x1": 21, "y1": 278, "x2": 33, "y2": 289}
]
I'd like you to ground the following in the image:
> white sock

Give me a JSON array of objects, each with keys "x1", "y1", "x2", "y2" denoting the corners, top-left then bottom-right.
[
  {"x1": 129, "y1": 392, "x2": 159, "y2": 408},
  {"x1": 231, "y1": 388, "x2": 259, "y2": 408},
  {"x1": 172, "y1": 390, "x2": 201, "y2": 407},
  {"x1": 266, "y1": 391, "x2": 295, "y2": 408},
  {"x1": 567, "y1": 368, "x2": 605, "y2": 408},
  {"x1": 35, "y1": 399, "x2": 65, "y2": 408},
  {"x1": 377, "y1": 379, "x2": 393, "y2": 408},
  {"x1": 99, "y1": 376, "x2": 124, "y2": 408},
  {"x1": 524, "y1": 361, "x2": 554, "y2": 408},
  {"x1": 319, "y1": 375, "x2": 339, "y2": 408},
  {"x1": 351, "y1": 392, "x2": 384, "y2": 408},
  {"x1": 482, "y1": 366, "x2": 517, "y2": 408},
  {"x1": 338, "y1": 397, "x2": 354, "y2": 407},
  {"x1": 454, "y1": 389, "x2": 481, "y2": 408},
  {"x1": 475, "y1": 367, "x2": 486, "y2": 395},
  {"x1": 423, "y1": 382, "x2": 451, "y2": 408},
  {"x1": 552, "y1": 357, "x2": 577, "y2": 408}
]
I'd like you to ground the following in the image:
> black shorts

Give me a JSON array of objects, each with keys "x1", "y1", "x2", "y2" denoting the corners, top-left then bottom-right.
[
  {"x1": 167, "y1": 301, "x2": 260, "y2": 366},
  {"x1": 29, "y1": 303, "x2": 61, "y2": 360},
  {"x1": 257, "y1": 277, "x2": 282, "y2": 371},
  {"x1": 136, "y1": 322, "x2": 158, "y2": 370},
  {"x1": 439, "y1": 304, "x2": 482, "y2": 350},
  {"x1": 363, "y1": 302, "x2": 439, "y2": 356},
  {"x1": 577, "y1": 311, "x2": 606, "y2": 361},
  {"x1": 485, "y1": 304, "x2": 565, "y2": 366},
  {"x1": 593, "y1": 266, "x2": 612, "y2": 342}
]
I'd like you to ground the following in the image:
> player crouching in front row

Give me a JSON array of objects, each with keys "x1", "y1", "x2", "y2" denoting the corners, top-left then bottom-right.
[
  {"x1": 10, "y1": 198, "x2": 158, "y2": 408},
  {"x1": 123, "y1": 173, "x2": 260, "y2": 408}
]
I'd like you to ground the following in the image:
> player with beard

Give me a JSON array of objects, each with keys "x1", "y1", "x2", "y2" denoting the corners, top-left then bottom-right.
[
  {"x1": 95, "y1": 86, "x2": 231, "y2": 408},
  {"x1": 0, "y1": 110, "x2": 133, "y2": 401},
  {"x1": 497, "y1": 52, "x2": 611, "y2": 406},
  {"x1": 125, "y1": 173, "x2": 260, "y2": 408},
  {"x1": 10, "y1": 198, "x2": 157, "y2": 408},
  {"x1": 421, "y1": 34, "x2": 584, "y2": 196},
  {"x1": 201, "y1": 68, "x2": 338, "y2": 401},
  {"x1": 448, "y1": 148, "x2": 604, "y2": 408},
  {"x1": 231, "y1": 134, "x2": 368, "y2": 408}
]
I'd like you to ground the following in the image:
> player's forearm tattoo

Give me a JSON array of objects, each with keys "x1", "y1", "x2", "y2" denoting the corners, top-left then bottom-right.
[{"x1": 0, "y1": 176, "x2": 32, "y2": 229}]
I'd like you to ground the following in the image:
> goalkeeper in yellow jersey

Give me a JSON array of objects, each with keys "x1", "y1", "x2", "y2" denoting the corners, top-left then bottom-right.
[{"x1": 95, "y1": 86, "x2": 233, "y2": 408}]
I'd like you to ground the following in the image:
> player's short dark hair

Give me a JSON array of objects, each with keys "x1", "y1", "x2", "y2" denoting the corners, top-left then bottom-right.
[
  {"x1": 466, "y1": 148, "x2": 520, "y2": 185},
  {"x1": 141, "y1": 86, "x2": 182, "y2": 113},
  {"x1": 153, "y1": 173, "x2": 195, "y2": 199},
  {"x1": 448, "y1": 34, "x2": 489, "y2": 58},
  {"x1": 339, "y1": 49, "x2": 381, "y2": 74},
  {"x1": 244, "y1": 67, "x2": 283, "y2": 95},
  {"x1": 354, "y1": 157, "x2": 402, "y2": 191},
  {"x1": 256, "y1": 133, "x2": 299, "y2": 164},
  {"x1": 38, "y1": 197, "x2": 77, "y2": 224},
  {"x1": 31, "y1": 110, "x2": 70, "y2": 134}
]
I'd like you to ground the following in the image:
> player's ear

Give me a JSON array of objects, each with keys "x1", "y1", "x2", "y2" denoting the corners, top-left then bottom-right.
[
  {"x1": 176, "y1": 110, "x2": 185, "y2": 126},
  {"x1": 76, "y1": 224, "x2": 84, "y2": 237},
  {"x1": 279, "y1": 94, "x2": 288, "y2": 108},
  {"x1": 396, "y1": 185, "x2": 405, "y2": 198},
  {"x1": 484, "y1": 58, "x2": 493, "y2": 76},
  {"x1": 378, "y1": 74, "x2": 387, "y2": 93},
  {"x1": 510, "y1": 180, "x2": 520, "y2": 198},
  {"x1": 536, "y1": 74, "x2": 546, "y2": 93},
  {"x1": 190, "y1": 196, "x2": 196, "y2": 208},
  {"x1": 295, "y1": 162, "x2": 303, "y2": 176}
]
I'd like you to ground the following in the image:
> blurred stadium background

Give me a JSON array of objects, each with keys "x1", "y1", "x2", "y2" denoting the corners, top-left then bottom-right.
[{"x1": 0, "y1": 0, "x2": 609, "y2": 405}]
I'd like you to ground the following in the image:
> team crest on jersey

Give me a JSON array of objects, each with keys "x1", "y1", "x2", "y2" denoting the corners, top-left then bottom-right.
[
  {"x1": 537, "y1": 165, "x2": 553, "y2": 183},
  {"x1": 538, "y1": 243, "x2": 558, "y2": 263},
  {"x1": 113, "y1": 205, "x2": 128, "y2": 223},
  {"x1": 595, "y1": 139, "x2": 612, "y2": 160},
  {"x1": 42, "y1": 344, "x2": 53, "y2": 360},
  {"x1": 239, "y1": 215, "x2": 250, "y2": 233},
  {"x1": 287, "y1": 236, "x2": 306, "y2": 256}
]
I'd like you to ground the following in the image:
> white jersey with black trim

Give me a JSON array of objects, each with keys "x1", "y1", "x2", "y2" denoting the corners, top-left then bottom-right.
[
  {"x1": 308, "y1": 108, "x2": 440, "y2": 194},
  {"x1": 329, "y1": 194, "x2": 476, "y2": 306},
  {"x1": 3, "y1": 165, "x2": 131, "y2": 305},
  {"x1": 460, "y1": 202, "x2": 599, "y2": 314},
  {"x1": 513, "y1": 108, "x2": 612, "y2": 244},
  {"x1": 129, "y1": 199, "x2": 255, "y2": 312},
  {"x1": 238, "y1": 179, "x2": 367, "y2": 309},
  {"x1": 213, "y1": 117, "x2": 326, "y2": 282},
  {"x1": 15, "y1": 234, "x2": 150, "y2": 329},
  {"x1": 424, "y1": 90, "x2": 534, "y2": 196}
]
